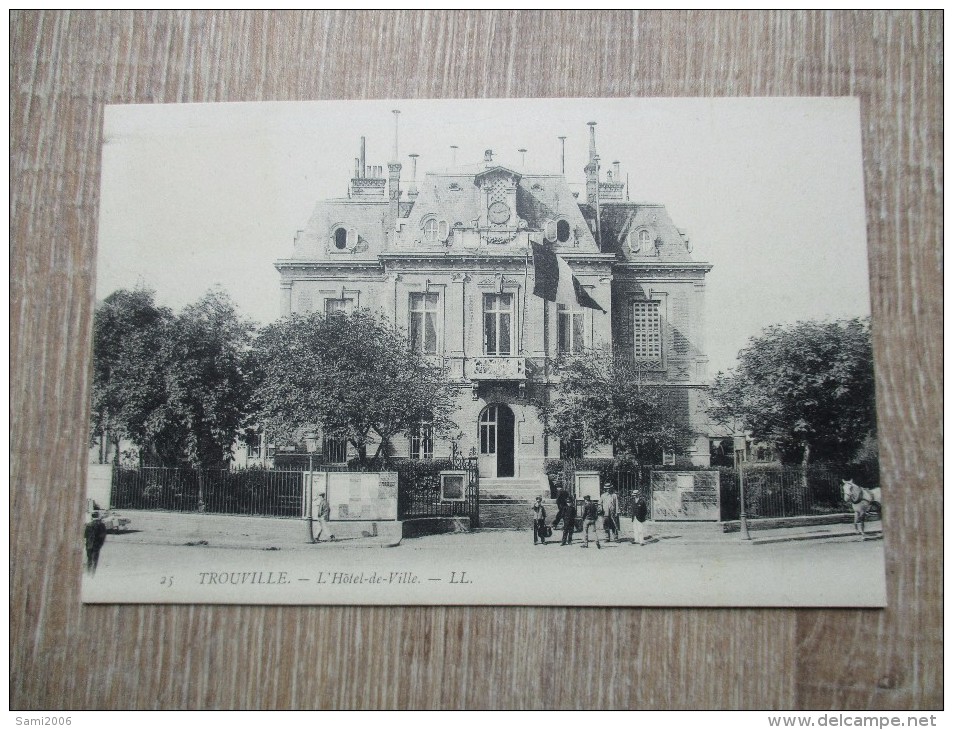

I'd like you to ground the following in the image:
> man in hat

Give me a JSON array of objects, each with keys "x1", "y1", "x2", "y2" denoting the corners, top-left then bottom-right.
[
  {"x1": 600, "y1": 483, "x2": 620, "y2": 542},
  {"x1": 83, "y1": 511, "x2": 107, "y2": 574},
  {"x1": 313, "y1": 490, "x2": 333, "y2": 543},
  {"x1": 581, "y1": 495, "x2": 601, "y2": 549},
  {"x1": 628, "y1": 489, "x2": 649, "y2": 546}
]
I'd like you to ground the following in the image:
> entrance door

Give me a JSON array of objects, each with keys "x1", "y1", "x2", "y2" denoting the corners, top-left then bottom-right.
[{"x1": 479, "y1": 404, "x2": 515, "y2": 478}]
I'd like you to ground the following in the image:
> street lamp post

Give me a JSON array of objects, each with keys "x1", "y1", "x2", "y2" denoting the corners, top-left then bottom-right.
[{"x1": 735, "y1": 448, "x2": 751, "y2": 540}]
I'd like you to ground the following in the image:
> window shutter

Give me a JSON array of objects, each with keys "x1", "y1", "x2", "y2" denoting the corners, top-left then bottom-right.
[
  {"x1": 346, "y1": 228, "x2": 357, "y2": 248},
  {"x1": 438, "y1": 220, "x2": 449, "y2": 241},
  {"x1": 544, "y1": 219, "x2": 557, "y2": 242}
]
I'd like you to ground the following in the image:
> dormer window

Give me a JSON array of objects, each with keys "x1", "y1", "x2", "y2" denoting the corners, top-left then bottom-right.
[
  {"x1": 556, "y1": 219, "x2": 571, "y2": 243},
  {"x1": 331, "y1": 225, "x2": 357, "y2": 252},
  {"x1": 629, "y1": 228, "x2": 651, "y2": 253},
  {"x1": 334, "y1": 227, "x2": 347, "y2": 250},
  {"x1": 423, "y1": 216, "x2": 448, "y2": 243}
]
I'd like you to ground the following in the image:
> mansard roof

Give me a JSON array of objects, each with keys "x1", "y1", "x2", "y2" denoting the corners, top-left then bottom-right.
[{"x1": 598, "y1": 201, "x2": 696, "y2": 263}]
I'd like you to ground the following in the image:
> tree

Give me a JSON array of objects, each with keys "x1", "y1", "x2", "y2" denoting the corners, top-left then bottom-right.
[
  {"x1": 90, "y1": 288, "x2": 172, "y2": 464},
  {"x1": 91, "y1": 288, "x2": 256, "y2": 474},
  {"x1": 160, "y1": 289, "x2": 256, "y2": 469},
  {"x1": 538, "y1": 348, "x2": 693, "y2": 463},
  {"x1": 250, "y1": 308, "x2": 457, "y2": 464},
  {"x1": 709, "y1": 318, "x2": 876, "y2": 466}
]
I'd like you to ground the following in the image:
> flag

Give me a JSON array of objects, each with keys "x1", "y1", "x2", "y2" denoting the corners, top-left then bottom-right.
[{"x1": 531, "y1": 242, "x2": 605, "y2": 312}]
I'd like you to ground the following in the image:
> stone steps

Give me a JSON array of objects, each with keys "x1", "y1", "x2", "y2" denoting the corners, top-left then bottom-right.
[{"x1": 480, "y1": 477, "x2": 551, "y2": 501}]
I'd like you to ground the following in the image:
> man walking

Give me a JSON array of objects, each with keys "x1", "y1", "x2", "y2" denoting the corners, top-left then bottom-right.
[
  {"x1": 581, "y1": 495, "x2": 601, "y2": 549},
  {"x1": 532, "y1": 496, "x2": 548, "y2": 545},
  {"x1": 83, "y1": 511, "x2": 107, "y2": 574},
  {"x1": 313, "y1": 491, "x2": 333, "y2": 543},
  {"x1": 557, "y1": 494, "x2": 576, "y2": 546},
  {"x1": 629, "y1": 489, "x2": 649, "y2": 546},
  {"x1": 600, "y1": 483, "x2": 619, "y2": 542}
]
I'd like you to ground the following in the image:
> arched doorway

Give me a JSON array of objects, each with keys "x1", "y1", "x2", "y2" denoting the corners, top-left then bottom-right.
[{"x1": 478, "y1": 404, "x2": 515, "y2": 478}]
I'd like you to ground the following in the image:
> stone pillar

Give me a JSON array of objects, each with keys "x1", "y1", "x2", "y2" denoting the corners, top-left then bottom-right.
[{"x1": 280, "y1": 282, "x2": 293, "y2": 317}]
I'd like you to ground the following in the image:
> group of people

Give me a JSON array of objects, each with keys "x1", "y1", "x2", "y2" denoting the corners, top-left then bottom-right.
[{"x1": 531, "y1": 482, "x2": 649, "y2": 548}]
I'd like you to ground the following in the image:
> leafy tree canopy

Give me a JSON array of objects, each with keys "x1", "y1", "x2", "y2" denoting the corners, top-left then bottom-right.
[
  {"x1": 538, "y1": 348, "x2": 692, "y2": 464},
  {"x1": 91, "y1": 287, "x2": 255, "y2": 468},
  {"x1": 250, "y1": 308, "x2": 457, "y2": 464},
  {"x1": 91, "y1": 288, "x2": 172, "y2": 461},
  {"x1": 709, "y1": 318, "x2": 876, "y2": 465},
  {"x1": 160, "y1": 289, "x2": 256, "y2": 468}
]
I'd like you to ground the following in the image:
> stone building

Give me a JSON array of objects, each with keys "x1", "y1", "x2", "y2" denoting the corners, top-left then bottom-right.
[{"x1": 274, "y1": 120, "x2": 712, "y2": 490}]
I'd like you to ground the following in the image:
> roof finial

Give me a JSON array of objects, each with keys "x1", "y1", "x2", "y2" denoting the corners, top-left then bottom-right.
[
  {"x1": 518, "y1": 148, "x2": 527, "y2": 168},
  {"x1": 558, "y1": 136, "x2": 567, "y2": 175}
]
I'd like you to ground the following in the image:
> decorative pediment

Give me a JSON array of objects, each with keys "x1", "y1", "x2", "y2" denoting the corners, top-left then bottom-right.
[{"x1": 473, "y1": 166, "x2": 522, "y2": 187}]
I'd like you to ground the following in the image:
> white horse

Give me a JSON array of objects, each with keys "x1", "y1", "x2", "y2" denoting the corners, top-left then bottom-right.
[{"x1": 842, "y1": 479, "x2": 882, "y2": 539}]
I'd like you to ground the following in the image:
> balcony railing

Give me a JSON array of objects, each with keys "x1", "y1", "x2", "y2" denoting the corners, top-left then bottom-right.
[{"x1": 466, "y1": 356, "x2": 526, "y2": 381}]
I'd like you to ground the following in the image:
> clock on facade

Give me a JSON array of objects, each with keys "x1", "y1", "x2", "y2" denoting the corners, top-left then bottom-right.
[{"x1": 488, "y1": 200, "x2": 511, "y2": 225}]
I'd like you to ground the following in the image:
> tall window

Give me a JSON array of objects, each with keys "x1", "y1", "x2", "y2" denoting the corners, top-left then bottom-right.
[
  {"x1": 245, "y1": 432, "x2": 261, "y2": 459},
  {"x1": 409, "y1": 293, "x2": 439, "y2": 354},
  {"x1": 410, "y1": 421, "x2": 434, "y2": 460},
  {"x1": 483, "y1": 293, "x2": 513, "y2": 355},
  {"x1": 325, "y1": 297, "x2": 354, "y2": 316},
  {"x1": 560, "y1": 438, "x2": 584, "y2": 460},
  {"x1": 557, "y1": 304, "x2": 585, "y2": 354},
  {"x1": 479, "y1": 406, "x2": 498, "y2": 454},
  {"x1": 633, "y1": 300, "x2": 662, "y2": 364},
  {"x1": 324, "y1": 436, "x2": 348, "y2": 464}
]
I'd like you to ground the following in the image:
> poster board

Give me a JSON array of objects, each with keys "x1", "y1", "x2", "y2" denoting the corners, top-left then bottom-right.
[
  {"x1": 651, "y1": 471, "x2": 721, "y2": 521},
  {"x1": 315, "y1": 471, "x2": 398, "y2": 521},
  {"x1": 574, "y1": 471, "x2": 601, "y2": 500}
]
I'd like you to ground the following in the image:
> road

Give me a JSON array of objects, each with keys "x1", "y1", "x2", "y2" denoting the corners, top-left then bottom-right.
[{"x1": 82, "y1": 528, "x2": 886, "y2": 607}]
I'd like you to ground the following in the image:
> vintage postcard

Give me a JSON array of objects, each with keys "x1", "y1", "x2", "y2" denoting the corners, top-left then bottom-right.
[{"x1": 83, "y1": 98, "x2": 886, "y2": 606}]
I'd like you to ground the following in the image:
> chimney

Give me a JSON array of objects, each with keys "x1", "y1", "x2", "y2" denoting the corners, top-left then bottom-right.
[
  {"x1": 585, "y1": 122, "x2": 599, "y2": 206},
  {"x1": 408, "y1": 153, "x2": 419, "y2": 199},
  {"x1": 388, "y1": 109, "x2": 402, "y2": 229},
  {"x1": 613, "y1": 160, "x2": 620, "y2": 179}
]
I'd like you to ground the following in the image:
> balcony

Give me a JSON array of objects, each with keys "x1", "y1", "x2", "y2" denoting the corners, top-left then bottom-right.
[{"x1": 465, "y1": 356, "x2": 526, "y2": 381}]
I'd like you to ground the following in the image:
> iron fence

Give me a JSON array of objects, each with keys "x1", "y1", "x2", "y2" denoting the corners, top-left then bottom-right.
[
  {"x1": 110, "y1": 456, "x2": 480, "y2": 524},
  {"x1": 394, "y1": 456, "x2": 480, "y2": 525},
  {"x1": 719, "y1": 464, "x2": 849, "y2": 521},
  {"x1": 549, "y1": 459, "x2": 855, "y2": 522},
  {"x1": 111, "y1": 466, "x2": 304, "y2": 517}
]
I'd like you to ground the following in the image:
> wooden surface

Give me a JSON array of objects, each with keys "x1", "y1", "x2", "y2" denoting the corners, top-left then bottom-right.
[{"x1": 10, "y1": 11, "x2": 942, "y2": 710}]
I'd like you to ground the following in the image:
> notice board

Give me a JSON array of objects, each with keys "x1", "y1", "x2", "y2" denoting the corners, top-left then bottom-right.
[{"x1": 317, "y1": 471, "x2": 398, "y2": 521}]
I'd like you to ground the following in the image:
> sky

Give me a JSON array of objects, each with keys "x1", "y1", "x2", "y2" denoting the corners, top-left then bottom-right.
[{"x1": 97, "y1": 97, "x2": 871, "y2": 376}]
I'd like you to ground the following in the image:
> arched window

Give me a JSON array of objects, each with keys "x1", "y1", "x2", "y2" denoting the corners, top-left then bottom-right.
[
  {"x1": 556, "y1": 219, "x2": 571, "y2": 243},
  {"x1": 334, "y1": 227, "x2": 348, "y2": 250},
  {"x1": 630, "y1": 228, "x2": 651, "y2": 252},
  {"x1": 423, "y1": 218, "x2": 438, "y2": 241}
]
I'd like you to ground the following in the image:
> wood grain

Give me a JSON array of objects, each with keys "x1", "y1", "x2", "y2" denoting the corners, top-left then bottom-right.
[{"x1": 10, "y1": 10, "x2": 941, "y2": 709}]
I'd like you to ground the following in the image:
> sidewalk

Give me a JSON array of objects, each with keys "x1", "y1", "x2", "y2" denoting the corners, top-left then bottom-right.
[
  {"x1": 105, "y1": 509, "x2": 882, "y2": 551},
  {"x1": 107, "y1": 510, "x2": 402, "y2": 550}
]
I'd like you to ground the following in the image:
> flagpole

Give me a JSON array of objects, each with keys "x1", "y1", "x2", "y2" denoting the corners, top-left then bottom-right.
[{"x1": 522, "y1": 246, "x2": 529, "y2": 354}]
